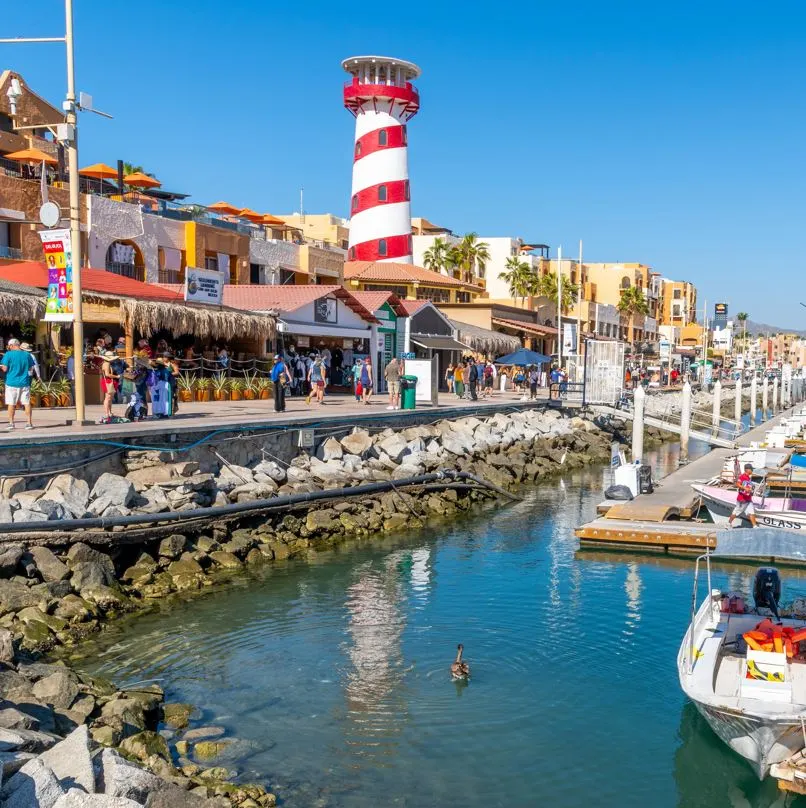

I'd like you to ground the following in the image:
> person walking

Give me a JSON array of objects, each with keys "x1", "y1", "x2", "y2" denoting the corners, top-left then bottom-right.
[
  {"x1": 360, "y1": 357, "x2": 374, "y2": 405},
  {"x1": 307, "y1": 356, "x2": 327, "y2": 405},
  {"x1": 482, "y1": 360, "x2": 495, "y2": 398},
  {"x1": 453, "y1": 363, "x2": 465, "y2": 399},
  {"x1": 271, "y1": 354, "x2": 288, "y2": 413},
  {"x1": 468, "y1": 359, "x2": 479, "y2": 401},
  {"x1": 20, "y1": 343, "x2": 40, "y2": 382},
  {"x1": 728, "y1": 463, "x2": 758, "y2": 528},
  {"x1": 100, "y1": 350, "x2": 121, "y2": 424},
  {"x1": 528, "y1": 365, "x2": 539, "y2": 400},
  {"x1": 165, "y1": 352, "x2": 180, "y2": 415},
  {"x1": 445, "y1": 364, "x2": 455, "y2": 394},
  {"x1": 385, "y1": 356, "x2": 401, "y2": 410},
  {"x1": 1, "y1": 338, "x2": 35, "y2": 431}
]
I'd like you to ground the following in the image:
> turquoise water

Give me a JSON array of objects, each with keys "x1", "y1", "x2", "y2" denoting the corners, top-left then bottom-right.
[{"x1": 75, "y1": 439, "x2": 806, "y2": 807}]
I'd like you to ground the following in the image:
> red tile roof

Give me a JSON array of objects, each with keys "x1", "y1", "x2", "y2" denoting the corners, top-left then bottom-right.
[
  {"x1": 345, "y1": 261, "x2": 482, "y2": 290},
  {"x1": 0, "y1": 261, "x2": 182, "y2": 302},
  {"x1": 158, "y1": 283, "x2": 379, "y2": 323},
  {"x1": 399, "y1": 300, "x2": 427, "y2": 315},
  {"x1": 350, "y1": 290, "x2": 408, "y2": 318},
  {"x1": 492, "y1": 317, "x2": 558, "y2": 336}
]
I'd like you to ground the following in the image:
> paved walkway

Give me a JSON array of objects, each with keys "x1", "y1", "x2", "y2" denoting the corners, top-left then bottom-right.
[{"x1": 0, "y1": 389, "x2": 552, "y2": 446}]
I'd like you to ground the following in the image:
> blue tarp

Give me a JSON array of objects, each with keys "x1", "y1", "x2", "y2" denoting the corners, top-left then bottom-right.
[
  {"x1": 494, "y1": 348, "x2": 552, "y2": 366},
  {"x1": 790, "y1": 454, "x2": 806, "y2": 468}
]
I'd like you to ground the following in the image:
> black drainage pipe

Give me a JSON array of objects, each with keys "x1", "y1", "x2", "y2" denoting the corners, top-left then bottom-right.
[{"x1": 0, "y1": 470, "x2": 520, "y2": 536}]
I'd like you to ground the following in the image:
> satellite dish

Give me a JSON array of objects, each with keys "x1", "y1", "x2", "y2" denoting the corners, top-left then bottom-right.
[{"x1": 39, "y1": 202, "x2": 61, "y2": 228}]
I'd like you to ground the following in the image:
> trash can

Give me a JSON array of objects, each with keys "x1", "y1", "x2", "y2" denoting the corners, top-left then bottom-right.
[{"x1": 400, "y1": 375, "x2": 418, "y2": 410}]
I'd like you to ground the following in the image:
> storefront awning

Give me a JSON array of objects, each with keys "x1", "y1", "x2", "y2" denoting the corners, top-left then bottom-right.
[
  {"x1": 278, "y1": 321, "x2": 371, "y2": 339},
  {"x1": 411, "y1": 335, "x2": 470, "y2": 352},
  {"x1": 492, "y1": 317, "x2": 557, "y2": 336}
]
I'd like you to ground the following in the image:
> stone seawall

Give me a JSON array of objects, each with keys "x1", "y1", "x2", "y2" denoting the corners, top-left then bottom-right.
[{"x1": 0, "y1": 405, "x2": 662, "y2": 807}]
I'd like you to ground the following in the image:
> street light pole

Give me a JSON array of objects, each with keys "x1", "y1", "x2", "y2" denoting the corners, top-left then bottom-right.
[
  {"x1": 0, "y1": 1, "x2": 86, "y2": 423},
  {"x1": 64, "y1": 0, "x2": 85, "y2": 423}
]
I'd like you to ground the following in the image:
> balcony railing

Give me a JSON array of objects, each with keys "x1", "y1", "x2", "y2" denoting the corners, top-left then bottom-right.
[
  {"x1": 0, "y1": 245, "x2": 22, "y2": 260},
  {"x1": 158, "y1": 269, "x2": 183, "y2": 285},
  {"x1": 106, "y1": 262, "x2": 145, "y2": 283}
]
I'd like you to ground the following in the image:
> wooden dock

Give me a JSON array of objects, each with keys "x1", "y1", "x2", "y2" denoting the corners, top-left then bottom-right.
[{"x1": 575, "y1": 408, "x2": 800, "y2": 553}]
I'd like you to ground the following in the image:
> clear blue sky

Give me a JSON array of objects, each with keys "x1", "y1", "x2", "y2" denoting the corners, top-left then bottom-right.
[{"x1": 4, "y1": 1, "x2": 806, "y2": 326}]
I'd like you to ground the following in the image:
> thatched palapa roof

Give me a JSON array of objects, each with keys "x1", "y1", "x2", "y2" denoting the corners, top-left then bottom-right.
[
  {"x1": 0, "y1": 279, "x2": 46, "y2": 324},
  {"x1": 115, "y1": 297, "x2": 277, "y2": 341},
  {"x1": 448, "y1": 318, "x2": 521, "y2": 356}
]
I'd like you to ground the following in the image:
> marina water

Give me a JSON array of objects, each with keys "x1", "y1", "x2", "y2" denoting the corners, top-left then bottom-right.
[{"x1": 72, "y1": 438, "x2": 806, "y2": 807}]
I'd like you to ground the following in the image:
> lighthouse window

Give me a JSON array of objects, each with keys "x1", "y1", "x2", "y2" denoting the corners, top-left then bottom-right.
[
  {"x1": 355, "y1": 141, "x2": 362, "y2": 157},
  {"x1": 351, "y1": 194, "x2": 358, "y2": 211},
  {"x1": 378, "y1": 239, "x2": 388, "y2": 257},
  {"x1": 401, "y1": 126, "x2": 407, "y2": 145},
  {"x1": 378, "y1": 129, "x2": 388, "y2": 146},
  {"x1": 404, "y1": 181, "x2": 410, "y2": 200},
  {"x1": 378, "y1": 185, "x2": 387, "y2": 202}
]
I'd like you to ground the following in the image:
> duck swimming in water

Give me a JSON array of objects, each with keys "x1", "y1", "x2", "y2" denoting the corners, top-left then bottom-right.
[{"x1": 450, "y1": 644, "x2": 470, "y2": 680}]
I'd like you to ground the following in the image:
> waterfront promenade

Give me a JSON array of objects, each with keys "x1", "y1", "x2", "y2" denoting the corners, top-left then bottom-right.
[{"x1": 0, "y1": 389, "x2": 552, "y2": 445}]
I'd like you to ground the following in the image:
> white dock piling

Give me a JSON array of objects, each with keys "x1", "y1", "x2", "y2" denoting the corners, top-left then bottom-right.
[
  {"x1": 711, "y1": 379, "x2": 722, "y2": 431},
  {"x1": 762, "y1": 377, "x2": 769, "y2": 420},
  {"x1": 632, "y1": 385, "x2": 645, "y2": 463},
  {"x1": 680, "y1": 381, "x2": 692, "y2": 461},
  {"x1": 734, "y1": 377, "x2": 742, "y2": 425},
  {"x1": 750, "y1": 376, "x2": 757, "y2": 425},
  {"x1": 773, "y1": 376, "x2": 779, "y2": 413}
]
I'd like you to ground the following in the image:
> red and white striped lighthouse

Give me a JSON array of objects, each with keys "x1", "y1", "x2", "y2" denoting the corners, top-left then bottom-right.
[{"x1": 343, "y1": 55, "x2": 421, "y2": 264}]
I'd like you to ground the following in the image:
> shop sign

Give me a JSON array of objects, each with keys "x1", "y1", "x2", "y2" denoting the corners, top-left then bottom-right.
[
  {"x1": 296, "y1": 336, "x2": 310, "y2": 348},
  {"x1": 39, "y1": 228, "x2": 74, "y2": 322},
  {"x1": 713, "y1": 302, "x2": 728, "y2": 328},
  {"x1": 562, "y1": 323, "x2": 577, "y2": 354},
  {"x1": 184, "y1": 267, "x2": 223, "y2": 305},
  {"x1": 314, "y1": 297, "x2": 338, "y2": 324},
  {"x1": 342, "y1": 338, "x2": 353, "y2": 349}
]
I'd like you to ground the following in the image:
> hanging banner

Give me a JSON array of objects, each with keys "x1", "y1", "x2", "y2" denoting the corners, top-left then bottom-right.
[
  {"x1": 184, "y1": 266, "x2": 223, "y2": 305},
  {"x1": 39, "y1": 228, "x2": 74, "y2": 322},
  {"x1": 562, "y1": 322, "x2": 577, "y2": 355}
]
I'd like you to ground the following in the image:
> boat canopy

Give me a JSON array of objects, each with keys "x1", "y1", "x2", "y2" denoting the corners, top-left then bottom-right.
[{"x1": 712, "y1": 528, "x2": 806, "y2": 561}]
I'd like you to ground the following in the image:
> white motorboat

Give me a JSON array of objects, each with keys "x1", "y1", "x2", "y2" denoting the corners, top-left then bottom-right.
[
  {"x1": 678, "y1": 530, "x2": 806, "y2": 778},
  {"x1": 691, "y1": 483, "x2": 806, "y2": 531}
]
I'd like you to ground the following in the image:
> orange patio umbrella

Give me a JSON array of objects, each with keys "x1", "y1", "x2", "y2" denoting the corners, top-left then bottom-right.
[
  {"x1": 207, "y1": 201, "x2": 240, "y2": 215},
  {"x1": 238, "y1": 208, "x2": 264, "y2": 223},
  {"x1": 5, "y1": 147, "x2": 58, "y2": 165},
  {"x1": 262, "y1": 214, "x2": 287, "y2": 227},
  {"x1": 123, "y1": 171, "x2": 161, "y2": 188},
  {"x1": 79, "y1": 162, "x2": 117, "y2": 179}
]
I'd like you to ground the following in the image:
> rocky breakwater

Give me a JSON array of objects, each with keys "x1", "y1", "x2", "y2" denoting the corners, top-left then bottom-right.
[{"x1": 0, "y1": 660, "x2": 275, "y2": 807}]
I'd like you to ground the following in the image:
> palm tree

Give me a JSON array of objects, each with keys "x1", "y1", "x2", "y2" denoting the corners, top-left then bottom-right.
[
  {"x1": 736, "y1": 312, "x2": 749, "y2": 355},
  {"x1": 452, "y1": 232, "x2": 491, "y2": 282},
  {"x1": 122, "y1": 162, "x2": 154, "y2": 177},
  {"x1": 538, "y1": 271, "x2": 579, "y2": 313},
  {"x1": 617, "y1": 286, "x2": 650, "y2": 344},
  {"x1": 498, "y1": 257, "x2": 535, "y2": 308},
  {"x1": 422, "y1": 237, "x2": 451, "y2": 274}
]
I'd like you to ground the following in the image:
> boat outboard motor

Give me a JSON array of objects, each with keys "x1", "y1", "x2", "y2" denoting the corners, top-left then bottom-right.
[{"x1": 753, "y1": 567, "x2": 782, "y2": 621}]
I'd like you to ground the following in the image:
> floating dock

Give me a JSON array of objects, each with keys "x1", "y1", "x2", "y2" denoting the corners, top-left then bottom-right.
[{"x1": 575, "y1": 408, "x2": 798, "y2": 554}]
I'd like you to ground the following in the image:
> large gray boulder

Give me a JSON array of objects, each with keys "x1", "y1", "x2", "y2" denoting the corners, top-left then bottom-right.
[
  {"x1": 26, "y1": 547, "x2": 69, "y2": 583},
  {"x1": 65, "y1": 544, "x2": 115, "y2": 578},
  {"x1": 89, "y1": 474, "x2": 135, "y2": 511},
  {"x1": 0, "y1": 543, "x2": 23, "y2": 577},
  {"x1": 144, "y1": 784, "x2": 222, "y2": 807},
  {"x1": 44, "y1": 475, "x2": 90, "y2": 519},
  {"x1": 32, "y1": 670, "x2": 80, "y2": 711},
  {"x1": 215, "y1": 465, "x2": 254, "y2": 493},
  {"x1": 40, "y1": 725, "x2": 94, "y2": 793},
  {"x1": 0, "y1": 627, "x2": 13, "y2": 665},
  {"x1": 124, "y1": 466, "x2": 175, "y2": 492},
  {"x1": 374, "y1": 433, "x2": 409, "y2": 463},
  {"x1": 441, "y1": 431, "x2": 474, "y2": 456},
  {"x1": 54, "y1": 792, "x2": 143, "y2": 807},
  {"x1": 340, "y1": 428, "x2": 372, "y2": 457},
  {"x1": 252, "y1": 460, "x2": 286, "y2": 483},
  {"x1": 316, "y1": 436, "x2": 343, "y2": 462},
  {"x1": 0, "y1": 498, "x2": 17, "y2": 524},
  {"x1": 0, "y1": 579, "x2": 43, "y2": 613},
  {"x1": 70, "y1": 562, "x2": 112, "y2": 592},
  {"x1": 0, "y1": 726, "x2": 58, "y2": 753},
  {"x1": 94, "y1": 748, "x2": 171, "y2": 803},
  {"x1": 0, "y1": 757, "x2": 65, "y2": 808},
  {"x1": 13, "y1": 508, "x2": 51, "y2": 524}
]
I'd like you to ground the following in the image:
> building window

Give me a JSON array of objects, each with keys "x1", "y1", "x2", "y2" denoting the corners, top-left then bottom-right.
[
  {"x1": 407, "y1": 235, "x2": 413, "y2": 252},
  {"x1": 404, "y1": 180, "x2": 410, "y2": 200},
  {"x1": 378, "y1": 185, "x2": 387, "y2": 202},
  {"x1": 378, "y1": 238, "x2": 387, "y2": 257},
  {"x1": 250, "y1": 263, "x2": 262, "y2": 284},
  {"x1": 205, "y1": 255, "x2": 218, "y2": 271},
  {"x1": 673, "y1": 289, "x2": 681, "y2": 299},
  {"x1": 378, "y1": 129, "x2": 387, "y2": 146},
  {"x1": 620, "y1": 276, "x2": 631, "y2": 289},
  {"x1": 416, "y1": 286, "x2": 449, "y2": 303}
]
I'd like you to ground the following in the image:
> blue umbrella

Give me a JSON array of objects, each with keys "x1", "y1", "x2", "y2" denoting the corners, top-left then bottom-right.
[{"x1": 494, "y1": 348, "x2": 552, "y2": 365}]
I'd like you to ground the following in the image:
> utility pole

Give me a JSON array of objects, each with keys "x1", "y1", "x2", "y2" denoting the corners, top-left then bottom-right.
[
  {"x1": 576, "y1": 239, "x2": 583, "y2": 360},
  {"x1": 0, "y1": 0, "x2": 86, "y2": 423},
  {"x1": 557, "y1": 245, "x2": 562, "y2": 370}
]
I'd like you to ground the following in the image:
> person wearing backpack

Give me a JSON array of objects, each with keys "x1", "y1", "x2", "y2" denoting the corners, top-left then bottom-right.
[
  {"x1": 270, "y1": 354, "x2": 288, "y2": 412},
  {"x1": 482, "y1": 361, "x2": 495, "y2": 398}
]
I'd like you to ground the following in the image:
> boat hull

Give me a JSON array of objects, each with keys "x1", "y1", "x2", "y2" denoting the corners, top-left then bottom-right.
[
  {"x1": 692, "y1": 485, "x2": 806, "y2": 531},
  {"x1": 692, "y1": 701, "x2": 805, "y2": 779}
]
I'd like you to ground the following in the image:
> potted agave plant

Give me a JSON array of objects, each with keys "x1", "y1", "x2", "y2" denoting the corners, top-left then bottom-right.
[
  {"x1": 229, "y1": 378, "x2": 244, "y2": 401},
  {"x1": 177, "y1": 373, "x2": 196, "y2": 403},
  {"x1": 211, "y1": 374, "x2": 230, "y2": 401},
  {"x1": 195, "y1": 376, "x2": 212, "y2": 402},
  {"x1": 39, "y1": 379, "x2": 56, "y2": 408},
  {"x1": 243, "y1": 372, "x2": 258, "y2": 401},
  {"x1": 256, "y1": 376, "x2": 271, "y2": 400},
  {"x1": 54, "y1": 378, "x2": 71, "y2": 407}
]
